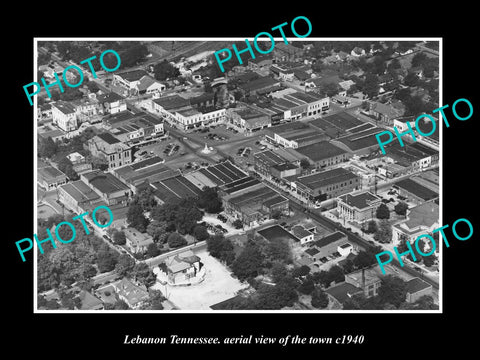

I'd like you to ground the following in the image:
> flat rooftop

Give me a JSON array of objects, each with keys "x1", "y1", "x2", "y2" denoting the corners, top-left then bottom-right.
[
  {"x1": 338, "y1": 191, "x2": 381, "y2": 210},
  {"x1": 83, "y1": 171, "x2": 129, "y2": 194},
  {"x1": 394, "y1": 178, "x2": 438, "y2": 201},
  {"x1": 295, "y1": 141, "x2": 347, "y2": 162},
  {"x1": 296, "y1": 168, "x2": 358, "y2": 191},
  {"x1": 257, "y1": 224, "x2": 300, "y2": 243}
]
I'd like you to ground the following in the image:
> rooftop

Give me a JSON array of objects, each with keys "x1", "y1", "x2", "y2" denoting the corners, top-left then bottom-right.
[
  {"x1": 116, "y1": 69, "x2": 148, "y2": 82},
  {"x1": 394, "y1": 178, "x2": 438, "y2": 201},
  {"x1": 294, "y1": 141, "x2": 347, "y2": 162},
  {"x1": 257, "y1": 224, "x2": 300, "y2": 243},
  {"x1": 403, "y1": 201, "x2": 439, "y2": 230},
  {"x1": 296, "y1": 168, "x2": 358, "y2": 191},
  {"x1": 82, "y1": 171, "x2": 129, "y2": 194},
  {"x1": 53, "y1": 101, "x2": 76, "y2": 115},
  {"x1": 291, "y1": 225, "x2": 313, "y2": 239},
  {"x1": 338, "y1": 191, "x2": 382, "y2": 210},
  {"x1": 153, "y1": 94, "x2": 190, "y2": 110},
  {"x1": 312, "y1": 231, "x2": 347, "y2": 248},
  {"x1": 406, "y1": 277, "x2": 432, "y2": 294}
]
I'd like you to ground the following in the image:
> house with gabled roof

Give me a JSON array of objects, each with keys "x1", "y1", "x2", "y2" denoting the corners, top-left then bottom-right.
[{"x1": 112, "y1": 278, "x2": 149, "y2": 309}]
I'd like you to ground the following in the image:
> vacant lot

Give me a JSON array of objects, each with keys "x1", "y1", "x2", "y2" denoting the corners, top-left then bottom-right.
[{"x1": 151, "y1": 249, "x2": 248, "y2": 310}]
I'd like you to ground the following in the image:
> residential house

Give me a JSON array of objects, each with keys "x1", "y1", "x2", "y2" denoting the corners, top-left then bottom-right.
[
  {"x1": 392, "y1": 201, "x2": 439, "y2": 246},
  {"x1": 124, "y1": 227, "x2": 154, "y2": 254},
  {"x1": 369, "y1": 101, "x2": 405, "y2": 126},
  {"x1": 112, "y1": 278, "x2": 149, "y2": 309},
  {"x1": 159, "y1": 250, "x2": 202, "y2": 285}
]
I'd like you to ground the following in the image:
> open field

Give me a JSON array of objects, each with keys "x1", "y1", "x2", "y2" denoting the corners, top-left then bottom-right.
[{"x1": 152, "y1": 249, "x2": 248, "y2": 310}]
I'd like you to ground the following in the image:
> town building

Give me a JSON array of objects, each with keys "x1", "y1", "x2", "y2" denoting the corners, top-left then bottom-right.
[
  {"x1": 368, "y1": 101, "x2": 405, "y2": 125},
  {"x1": 227, "y1": 105, "x2": 271, "y2": 134},
  {"x1": 51, "y1": 101, "x2": 78, "y2": 132},
  {"x1": 393, "y1": 177, "x2": 439, "y2": 204},
  {"x1": 152, "y1": 94, "x2": 226, "y2": 131},
  {"x1": 292, "y1": 141, "x2": 350, "y2": 170},
  {"x1": 337, "y1": 191, "x2": 382, "y2": 223},
  {"x1": 58, "y1": 179, "x2": 102, "y2": 214},
  {"x1": 302, "y1": 231, "x2": 348, "y2": 261},
  {"x1": 392, "y1": 201, "x2": 439, "y2": 246},
  {"x1": 265, "y1": 121, "x2": 328, "y2": 149},
  {"x1": 222, "y1": 182, "x2": 289, "y2": 226},
  {"x1": 345, "y1": 268, "x2": 381, "y2": 298},
  {"x1": 96, "y1": 92, "x2": 127, "y2": 115},
  {"x1": 38, "y1": 165, "x2": 68, "y2": 190},
  {"x1": 292, "y1": 167, "x2": 361, "y2": 203},
  {"x1": 66, "y1": 152, "x2": 93, "y2": 174},
  {"x1": 104, "y1": 111, "x2": 165, "y2": 145},
  {"x1": 87, "y1": 132, "x2": 132, "y2": 170},
  {"x1": 291, "y1": 225, "x2": 314, "y2": 244},
  {"x1": 405, "y1": 277, "x2": 433, "y2": 303},
  {"x1": 124, "y1": 227, "x2": 154, "y2": 254},
  {"x1": 80, "y1": 170, "x2": 130, "y2": 206}
]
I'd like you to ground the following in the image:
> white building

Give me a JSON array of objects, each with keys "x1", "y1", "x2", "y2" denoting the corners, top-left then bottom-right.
[{"x1": 51, "y1": 101, "x2": 78, "y2": 132}]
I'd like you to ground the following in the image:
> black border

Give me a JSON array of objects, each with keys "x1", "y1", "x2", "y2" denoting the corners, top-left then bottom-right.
[{"x1": 7, "y1": 6, "x2": 478, "y2": 355}]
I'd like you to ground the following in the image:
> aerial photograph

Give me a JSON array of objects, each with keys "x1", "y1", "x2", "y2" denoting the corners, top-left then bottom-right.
[{"x1": 34, "y1": 39, "x2": 440, "y2": 311}]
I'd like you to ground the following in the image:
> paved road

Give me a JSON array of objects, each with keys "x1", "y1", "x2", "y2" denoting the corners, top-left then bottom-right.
[{"x1": 289, "y1": 202, "x2": 439, "y2": 290}]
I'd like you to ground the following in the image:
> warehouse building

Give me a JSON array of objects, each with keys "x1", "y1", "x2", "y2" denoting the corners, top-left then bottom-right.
[{"x1": 292, "y1": 167, "x2": 360, "y2": 203}]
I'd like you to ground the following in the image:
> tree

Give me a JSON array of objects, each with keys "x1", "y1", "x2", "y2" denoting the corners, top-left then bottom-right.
[
  {"x1": 326, "y1": 265, "x2": 345, "y2": 287},
  {"x1": 374, "y1": 220, "x2": 392, "y2": 244},
  {"x1": 97, "y1": 249, "x2": 118, "y2": 273},
  {"x1": 232, "y1": 219, "x2": 243, "y2": 229},
  {"x1": 38, "y1": 137, "x2": 58, "y2": 158},
  {"x1": 298, "y1": 278, "x2": 315, "y2": 295},
  {"x1": 132, "y1": 262, "x2": 157, "y2": 288},
  {"x1": 378, "y1": 275, "x2": 407, "y2": 308},
  {"x1": 112, "y1": 230, "x2": 126, "y2": 245},
  {"x1": 353, "y1": 250, "x2": 376, "y2": 269},
  {"x1": 167, "y1": 232, "x2": 187, "y2": 248},
  {"x1": 376, "y1": 203, "x2": 390, "y2": 219},
  {"x1": 231, "y1": 242, "x2": 264, "y2": 281},
  {"x1": 153, "y1": 60, "x2": 180, "y2": 81},
  {"x1": 363, "y1": 73, "x2": 379, "y2": 99},
  {"x1": 136, "y1": 187, "x2": 158, "y2": 211},
  {"x1": 411, "y1": 52, "x2": 427, "y2": 68},
  {"x1": 311, "y1": 287, "x2": 329, "y2": 309},
  {"x1": 197, "y1": 187, "x2": 223, "y2": 213},
  {"x1": 115, "y1": 254, "x2": 135, "y2": 277},
  {"x1": 300, "y1": 158, "x2": 311, "y2": 170},
  {"x1": 394, "y1": 201, "x2": 409, "y2": 216},
  {"x1": 192, "y1": 225, "x2": 209, "y2": 241},
  {"x1": 291, "y1": 265, "x2": 311, "y2": 278},
  {"x1": 404, "y1": 72, "x2": 419, "y2": 87},
  {"x1": 264, "y1": 239, "x2": 292, "y2": 263},
  {"x1": 422, "y1": 253, "x2": 436, "y2": 267},
  {"x1": 127, "y1": 203, "x2": 149, "y2": 232},
  {"x1": 145, "y1": 289, "x2": 165, "y2": 310},
  {"x1": 365, "y1": 220, "x2": 378, "y2": 234},
  {"x1": 206, "y1": 234, "x2": 235, "y2": 265},
  {"x1": 146, "y1": 220, "x2": 168, "y2": 243},
  {"x1": 146, "y1": 242, "x2": 161, "y2": 258},
  {"x1": 270, "y1": 262, "x2": 288, "y2": 283},
  {"x1": 114, "y1": 300, "x2": 130, "y2": 310}
]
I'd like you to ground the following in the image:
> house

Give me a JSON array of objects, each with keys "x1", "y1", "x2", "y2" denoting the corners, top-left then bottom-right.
[
  {"x1": 112, "y1": 278, "x2": 149, "y2": 309},
  {"x1": 405, "y1": 277, "x2": 433, "y2": 303},
  {"x1": 113, "y1": 69, "x2": 148, "y2": 92},
  {"x1": 158, "y1": 250, "x2": 202, "y2": 285},
  {"x1": 248, "y1": 56, "x2": 273, "y2": 71},
  {"x1": 369, "y1": 101, "x2": 405, "y2": 125},
  {"x1": 302, "y1": 231, "x2": 348, "y2": 261},
  {"x1": 38, "y1": 103, "x2": 53, "y2": 120},
  {"x1": 136, "y1": 75, "x2": 166, "y2": 95},
  {"x1": 77, "y1": 290, "x2": 104, "y2": 310},
  {"x1": 291, "y1": 225, "x2": 314, "y2": 245},
  {"x1": 124, "y1": 227, "x2": 154, "y2": 254},
  {"x1": 66, "y1": 152, "x2": 93, "y2": 174}
]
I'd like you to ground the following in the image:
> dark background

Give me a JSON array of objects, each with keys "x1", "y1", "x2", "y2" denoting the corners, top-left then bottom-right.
[{"x1": 5, "y1": 4, "x2": 477, "y2": 356}]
